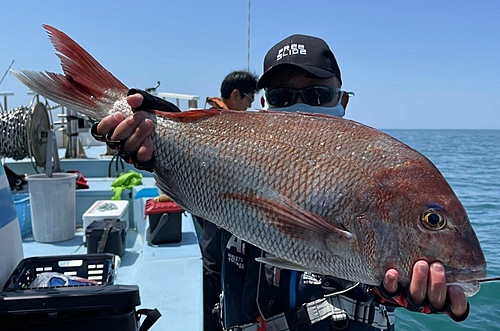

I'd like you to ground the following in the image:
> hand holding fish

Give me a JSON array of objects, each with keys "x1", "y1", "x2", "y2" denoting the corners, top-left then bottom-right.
[
  {"x1": 383, "y1": 261, "x2": 468, "y2": 321},
  {"x1": 96, "y1": 94, "x2": 154, "y2": 164}
]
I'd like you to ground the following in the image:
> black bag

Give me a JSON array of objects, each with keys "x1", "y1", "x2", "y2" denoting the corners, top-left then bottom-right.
[
  {"x1": 4, "y1": 165, "x2": 26, "y2": 191},
  {"x1": 86, "y1": 219, "x2": 127, "y2": 256}
]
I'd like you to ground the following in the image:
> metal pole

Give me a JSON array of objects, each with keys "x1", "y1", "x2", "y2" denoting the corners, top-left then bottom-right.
[
  {"x1": 0, "y1": 60, "x2": 15, "y2": 86},
  {"x1": 0, "y1": 92, "x2": 14, "y2": 112},
  {"x1": 188, "y1": 99, "x2": 198, "y2": 109},
  {"x1": 65, "y1": 108, "x2": 80, "y2": 158},
  {"x1": 247, "y1": 0, "x2": 251, "y2": 71}
]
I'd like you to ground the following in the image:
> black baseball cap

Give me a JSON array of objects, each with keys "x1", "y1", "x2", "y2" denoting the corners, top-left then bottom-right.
[{"x1": 257, "y1": 34, "x2": 342, "y2": 89}]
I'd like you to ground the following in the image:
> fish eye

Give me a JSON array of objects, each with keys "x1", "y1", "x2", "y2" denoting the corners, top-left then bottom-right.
[{"x1": 421, "y1": 210, "x2": 446, "y2": 230}]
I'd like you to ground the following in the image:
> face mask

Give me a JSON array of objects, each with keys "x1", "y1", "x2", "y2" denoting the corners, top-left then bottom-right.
[{"x1": 270, "y1": 91, "x2": 345, "y2": 118}]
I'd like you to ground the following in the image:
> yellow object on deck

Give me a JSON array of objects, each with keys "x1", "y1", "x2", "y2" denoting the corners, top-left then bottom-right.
[
  {"x1": 153, "y1": 194, "x2": 173, "y2": 202},
  {"x1": 111, "y1": 170, "x2": 143, "y2": 200}
]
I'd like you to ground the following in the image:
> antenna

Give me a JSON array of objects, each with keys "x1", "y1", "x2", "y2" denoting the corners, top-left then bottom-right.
[
  {"x1": 247, "y1": 0, "x2": 251, "y2": 71},
  {"x1": 0, "y1": 60, "x2": 15, "y2": 86}
]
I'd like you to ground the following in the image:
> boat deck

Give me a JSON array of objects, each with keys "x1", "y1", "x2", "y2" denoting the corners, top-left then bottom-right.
[{"x1": 6, "y1": 145, "x2": 204, "y2": 330}]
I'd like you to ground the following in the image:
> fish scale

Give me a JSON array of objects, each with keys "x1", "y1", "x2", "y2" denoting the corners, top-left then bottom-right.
[{"x1": 11, "y1": 25, "x2": 486, "y2": 293}]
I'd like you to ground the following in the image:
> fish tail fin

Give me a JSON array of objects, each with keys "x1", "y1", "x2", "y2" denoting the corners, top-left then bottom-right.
[{"x1": 11, "y1": 24, "x2": 129, "y2": 120}]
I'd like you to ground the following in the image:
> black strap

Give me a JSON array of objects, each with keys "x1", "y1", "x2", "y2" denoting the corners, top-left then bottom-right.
[
  {"x1": 127, "y1": 88, "x2": 181, "y2": 113},
  {"x1": 118, "y1": 149, "x2": 155, "y2": 172},
  {"x1": 90, "y1": 122, "x2": 155, "y2": 172},
  {"x1": 373, "y1": 284, "x2": 469, "y2": 322},
  {"x1": 137, "y1": 308, "x2": 162, "y2": 331},
  {"x1": 97, "y1": 219, "x2": 116, "y2": 253}
]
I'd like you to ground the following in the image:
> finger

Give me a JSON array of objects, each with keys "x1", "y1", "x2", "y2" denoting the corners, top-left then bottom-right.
[
  {"x1": 109, "y1": 111, "x2": 151, "y2": 142},
  {"x1": 122, "y1": 117, "x2": 155, "y2": 153},
  {"x1": 136, "y1": 138, "x2": 154, "y2": 163},
  {"x1": 408, "y1": 260, "x2": 429, "y2": 305},
  {"x1": 427, "y1": 262, "x2": 447, "y2": 310},
  {"x1": 96, "y1": 113, "x2": 126, "y2": 136},
  {"x1": 448, "y1": 285, "x2": 468, "y2": 318},
  {"x1": 127, "y1": 93, "x2": 144, "y2": 108},
  {"x1": 383, "y1": 269, "x2": 400, "y2": 295}
]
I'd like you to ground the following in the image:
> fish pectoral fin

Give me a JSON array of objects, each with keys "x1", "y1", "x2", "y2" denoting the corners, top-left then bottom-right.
[
  {"x1": 227, "y1": 193, "x2": 354, "y2": 252},
  {"x1": 255, "y1": 256, "x2": 313, "y2": 273}
]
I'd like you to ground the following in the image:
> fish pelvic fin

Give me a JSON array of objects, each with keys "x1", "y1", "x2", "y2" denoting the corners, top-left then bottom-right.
[
  {"x1": 255, "y1": 256, "x2": 315, "y2": 273},
  {"x1": 11, "y1": 25, "x2": 129, "y2": 120},
  {"x1": 227, "y1": 193, "x2": 354, "y2": 253}
]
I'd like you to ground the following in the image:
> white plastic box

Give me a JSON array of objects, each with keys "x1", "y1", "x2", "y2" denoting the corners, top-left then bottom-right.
[{"x1": 82, "y1": 200, "x2": 129, "y2": 243}]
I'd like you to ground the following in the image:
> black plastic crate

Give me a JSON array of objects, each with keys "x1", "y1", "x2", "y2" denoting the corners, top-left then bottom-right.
[
  {"x1": 0, "y1": 254, "x2": 160, "y2": 330},
  {"x1": 3, "y1": 254, "x2": 116, "y2": 291},
  {"x1": 0, "y1": 284, "x2": 141, "y2": 331}
]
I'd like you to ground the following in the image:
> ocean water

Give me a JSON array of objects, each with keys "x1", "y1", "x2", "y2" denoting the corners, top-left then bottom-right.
[{"x1": 382, "y1": 130, "x2": 500, "y2": 331}]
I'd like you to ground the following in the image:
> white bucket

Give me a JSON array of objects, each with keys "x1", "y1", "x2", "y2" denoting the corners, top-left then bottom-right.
[{"x1": 26, "y1": 172, "x2": 78, "y2": 242}]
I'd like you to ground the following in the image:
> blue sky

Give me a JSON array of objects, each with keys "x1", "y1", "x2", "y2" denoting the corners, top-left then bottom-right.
[{"x1": 0, "y1": 0, "x2": 498, "y2": 129}]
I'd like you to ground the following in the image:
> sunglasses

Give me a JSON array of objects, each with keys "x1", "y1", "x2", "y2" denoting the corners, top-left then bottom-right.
[
  {"x1": 243, "y1": 92, "x2": 255, "y2": 103},
  {"x1": 265, "y1": 86, "x2": 341, "y2": 107}
]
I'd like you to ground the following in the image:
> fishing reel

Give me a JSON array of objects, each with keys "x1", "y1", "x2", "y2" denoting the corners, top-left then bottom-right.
[{"x1": 0, "y1": 94, "x2": 60, "y2": 175}]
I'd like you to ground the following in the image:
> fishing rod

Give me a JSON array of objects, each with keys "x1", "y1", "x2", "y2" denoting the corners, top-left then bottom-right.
[
  {"x1": 0, "y1": 60, "x2": 15, "y2": 86},
  {"x1": 476, "y1": 276, "x2": 500, "y2": 283}
]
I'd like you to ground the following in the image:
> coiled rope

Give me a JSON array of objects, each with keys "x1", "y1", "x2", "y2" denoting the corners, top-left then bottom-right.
[{"x1": 0, "y1": 107, "x2": 30, "y2": 160}]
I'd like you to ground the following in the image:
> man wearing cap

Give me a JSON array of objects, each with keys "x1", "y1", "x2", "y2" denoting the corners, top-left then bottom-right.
[{"x1": 94, "y1": 34, "x2": 469, "y2": 330}]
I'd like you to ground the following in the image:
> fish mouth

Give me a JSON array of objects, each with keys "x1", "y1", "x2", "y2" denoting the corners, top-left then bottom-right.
[{"x1": 444, "y1": 265, "x2": 487, "y2": 297}]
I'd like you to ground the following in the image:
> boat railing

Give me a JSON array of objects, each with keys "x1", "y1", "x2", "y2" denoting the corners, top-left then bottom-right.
[
  {"x1": 153, "y1": 92, "x2": 200, "y2": 109},
  {"x1": 0, "y1": 91, "x2": 14, "y2": 112}
]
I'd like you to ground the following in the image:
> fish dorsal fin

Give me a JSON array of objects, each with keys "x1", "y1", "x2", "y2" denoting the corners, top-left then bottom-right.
[
  {"x1": 155, "y1": 108, "x2": 232, "y2": 122},
  {"x1": 226, "y1": 193, "x2": 354, "y2": 253}
]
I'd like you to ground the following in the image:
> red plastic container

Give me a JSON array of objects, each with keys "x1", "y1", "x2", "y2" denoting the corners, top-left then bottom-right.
[{"x1": 144, "y1": 200, "x2": 184, "y2": 244}]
